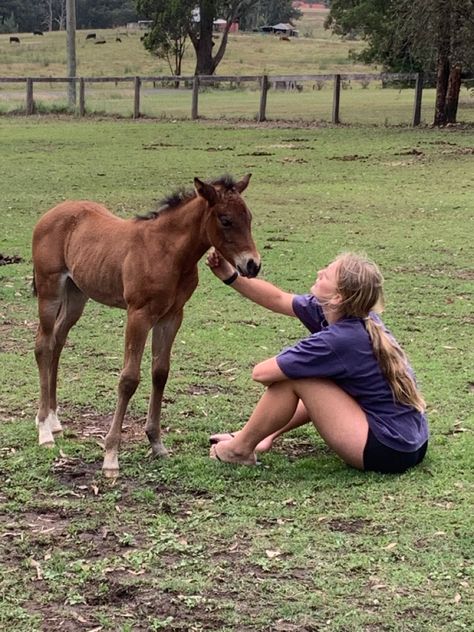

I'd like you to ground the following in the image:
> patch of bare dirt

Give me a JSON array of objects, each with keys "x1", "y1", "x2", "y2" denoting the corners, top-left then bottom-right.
[
  {"x1": 59, "y1": 407, "x2": 150, "y2": 444},
  {"x1": 26, "y1": 584, "x2": 229, "y2": 631},
  {"x1": 274, "y1": 437, "x2": 331, "y2": 460},
  {"x1": 329, "y1": 153, "x2": 369, "y2": 161},
  {"x1": 393, "y1": 264, "x2": 474, "y2": 281},
  {"x1": 326, "y1": 517, "x2": 372, "y2": 533},
  {"x1": 0, "y1": 253, "x2": 23, "y2": 265}
]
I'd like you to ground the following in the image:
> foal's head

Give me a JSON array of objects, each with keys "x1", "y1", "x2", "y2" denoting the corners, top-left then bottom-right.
[{"x1": 194, "y1": 174, "x2": 261, "y2": 278}]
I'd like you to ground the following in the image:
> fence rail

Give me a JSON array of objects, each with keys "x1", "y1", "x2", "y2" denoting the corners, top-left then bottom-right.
[{"x1": 0, "y1": 72, "x2": 434, "y2": 125}]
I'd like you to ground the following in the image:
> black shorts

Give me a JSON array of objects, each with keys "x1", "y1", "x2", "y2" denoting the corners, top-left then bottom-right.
[{"x1": 363, "y1": 428, "x2": 428, "y2": 474}]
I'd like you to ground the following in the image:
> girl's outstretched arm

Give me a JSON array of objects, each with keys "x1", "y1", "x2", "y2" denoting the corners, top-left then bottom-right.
[{"x1": 207, "y1": 249, "x2": 296, "y2": 316}]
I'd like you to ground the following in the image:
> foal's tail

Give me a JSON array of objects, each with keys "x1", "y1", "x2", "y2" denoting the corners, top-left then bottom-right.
[{"x1": 32, "y1": 268, "x2": 37, "y2": 296}]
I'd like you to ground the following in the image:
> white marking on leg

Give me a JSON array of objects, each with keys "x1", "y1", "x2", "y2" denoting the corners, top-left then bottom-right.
[
  {"x1": 36, "y1": 415, "x2": 55, "y2": 447},
  {"x1": 102, "y1": 450, "x2": 119, "y2": 478},
  {"x1": 47, "y1": 409, "x2": 63, "y2": 434}
]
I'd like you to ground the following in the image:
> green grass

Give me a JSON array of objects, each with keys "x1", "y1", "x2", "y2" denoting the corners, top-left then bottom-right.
[{"x1": 0, "y1": 118, "x2": 473, "y2": 631}]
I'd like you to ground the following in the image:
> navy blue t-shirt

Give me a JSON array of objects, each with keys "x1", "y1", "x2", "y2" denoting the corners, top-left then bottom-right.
[{"x1": 276, "y1": 295, "x2": 428, "y2": 452}]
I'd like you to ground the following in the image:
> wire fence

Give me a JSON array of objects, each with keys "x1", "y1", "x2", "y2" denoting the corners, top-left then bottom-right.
[{"x1": 1, "y1": 72, "x2": 473, "y2": 125}]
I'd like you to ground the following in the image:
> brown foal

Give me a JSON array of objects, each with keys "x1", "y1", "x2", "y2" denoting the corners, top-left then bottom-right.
[{"x1": 32, "y1": 174, "x2": 260, "y2": 477}]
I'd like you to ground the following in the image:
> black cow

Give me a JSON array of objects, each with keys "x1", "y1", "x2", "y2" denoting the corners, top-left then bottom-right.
[
  {"x1": 33, "y1": 30, "x2": 43, "y2": 36},
  {"x1": 10, "y1": 36, "x2": 20, "y2": 44},
  {"x1": 86, "y1": 33, "x2": 96, "y2": 40}
]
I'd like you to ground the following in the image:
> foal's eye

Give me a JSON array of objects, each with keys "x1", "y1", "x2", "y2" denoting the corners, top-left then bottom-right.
[{"x1": 219, "y1": 216, "x2": 232, "y2": 228}]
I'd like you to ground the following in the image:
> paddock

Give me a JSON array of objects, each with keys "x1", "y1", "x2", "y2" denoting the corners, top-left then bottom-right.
[{"x1": 0, "y1": 118, "x2": 472, "y2": 630}]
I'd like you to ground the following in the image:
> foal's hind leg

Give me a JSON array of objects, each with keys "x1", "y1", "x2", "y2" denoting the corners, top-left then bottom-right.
[
  {"x1": 47, "y1": 279, "x2": 88, "y2": 435},
  {"x1": 34, "y1": 273, "x2": 67, "y2": 446},
  {"x1": 103, "y1": 308, "x2": 153, "y2": 478},
  {"x1": 145, "y1": 310, "x2": 184, "y2": 457}
]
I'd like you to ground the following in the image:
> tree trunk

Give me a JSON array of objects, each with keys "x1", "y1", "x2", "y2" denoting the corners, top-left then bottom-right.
[
  {"x1": 445, "y1": 63, "x2": 462, "y2": 124},
  {"x1": 193, "y1": 3, "x2": 216, "y2": 75},
  {"x1": 433, "y1": 2, "x2": 451, "y2": 127},
  {"x1": 434, "y1": 55, "x2": 450, "y2": 126}
]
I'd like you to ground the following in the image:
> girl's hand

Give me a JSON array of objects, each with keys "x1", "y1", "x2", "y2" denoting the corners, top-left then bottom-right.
[{"x1": 206, "y1": 248, "x2": 236, "y2": 281}]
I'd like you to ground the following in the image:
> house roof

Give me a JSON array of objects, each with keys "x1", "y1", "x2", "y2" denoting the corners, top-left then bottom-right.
[{"x1": 272, "y1": 23, "x2": 294, "y2": 30}]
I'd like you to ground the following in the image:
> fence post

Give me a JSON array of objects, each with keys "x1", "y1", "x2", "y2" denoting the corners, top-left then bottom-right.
[
  {"x1": 332, "y1": 74, "x2": 341, "y2": 124},
  {"x1": 192, "y1": 75, "x2": 199, "y2": 119},
  {"x1": 79, "y1": 78, "x2": 85, "y2": 116},
  {"x1": 133, "y1": 76, "x2": 141, "y2": 119},
  {"x1": 258, "y1": 74, "x2": 269, "y2": 122},
  {"x1": 26, "y1": 78, "x2": 34, "y2": 115},
  {"x1": 412, "y1": 72, "x2": 423, "y2": 127}
]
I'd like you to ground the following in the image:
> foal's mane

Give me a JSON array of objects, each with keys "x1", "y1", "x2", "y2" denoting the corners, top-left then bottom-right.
[{"x1": 135, "y1": 175, "x2": 238, "y2": 221}]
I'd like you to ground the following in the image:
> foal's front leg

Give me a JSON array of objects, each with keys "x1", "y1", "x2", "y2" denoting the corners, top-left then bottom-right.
[
  {"x1": 103, "y1": 308, "x2": 152, "y2": 478},
  {"x1": 145, "y1": 310, "x2": 184, "y2": 457}
]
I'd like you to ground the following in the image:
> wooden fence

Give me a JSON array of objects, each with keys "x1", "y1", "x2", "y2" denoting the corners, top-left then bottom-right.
[{"x1": 0, "y1": 72, "x2": 426, "y2": 125}]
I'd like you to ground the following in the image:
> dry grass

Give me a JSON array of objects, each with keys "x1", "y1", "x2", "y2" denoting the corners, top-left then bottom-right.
[{"x1": 0, "y1": 8, "x2": 371, "y2": 79}]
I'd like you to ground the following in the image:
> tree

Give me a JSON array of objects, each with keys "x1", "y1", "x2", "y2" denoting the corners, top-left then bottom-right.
[
  {"x1": 137, "y1": 1, "x2": 267, "y2": 75},
  {"x1": 238, "y1": 0, "x2": 301, "y2": 31},
  {"x1": 76, "y1": 0, "x2": 139, "y2": 29},
  {"x1": 0, "y1": 1, "x2": 140, "y2": 32},
  {"x1": 138, "y1": 0, "x2": 190, "y2": 76},
  {"x1": 0, "y1": 13, "x2": 18, "y2": 34},
  {"x1": 325, "y1": 0, "x2": 474, "y2": 125}
]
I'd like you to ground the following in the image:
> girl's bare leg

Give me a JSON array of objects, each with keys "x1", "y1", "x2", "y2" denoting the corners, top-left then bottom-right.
[
  {"x1": 210, "y1": 399, "x2": 310, "y2": 452},
  {"x1": 210, "y1": 378, "x2": 369, "y2": 469}
]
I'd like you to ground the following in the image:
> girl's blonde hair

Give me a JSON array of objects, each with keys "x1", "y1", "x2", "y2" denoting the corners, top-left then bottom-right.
[{"x1": 333, "y1": 252, "x2": 425, "y2": 413}]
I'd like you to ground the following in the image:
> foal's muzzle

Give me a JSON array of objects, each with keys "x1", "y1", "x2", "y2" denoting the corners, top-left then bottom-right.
[{"x1": 237, "y1": 257, "x2": 261, "y2": 278}]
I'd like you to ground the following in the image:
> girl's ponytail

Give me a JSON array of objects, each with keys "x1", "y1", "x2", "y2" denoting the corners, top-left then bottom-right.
[
  {"x1": 335, "y1": 253, "x2": 426, "y2": 413},
  {"x1": 364, "y1": 317, "x2": 426, "y2": 413}
]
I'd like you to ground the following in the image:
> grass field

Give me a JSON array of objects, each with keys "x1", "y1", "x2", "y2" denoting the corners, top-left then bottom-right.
[
  {"x1": 2, "y1": 9, "x2": 474, "y2": 125},
  {"x1": 0, "y1": 117, "x2": 473, "y2": 630},
  {"x1": 0, "y1": 10, "x2": 366, "y2": 78}
]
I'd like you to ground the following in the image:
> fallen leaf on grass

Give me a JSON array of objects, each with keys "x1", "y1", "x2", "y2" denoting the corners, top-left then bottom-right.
[
  {"x1": 384, "y1": 542, "x2": 397, "y2": 551},
  {"x1": 265, "y1": 549, "x2": 282, "y2": 559},
  {"x1": 70, "y1": 611, "x2": 89, "y2": 624},
  {"x1": 29, "y1": 558, "x2": 43, "y2": 580},
  {"x1": 453, "y1": 593, "x2": 462, "y2": 604}
]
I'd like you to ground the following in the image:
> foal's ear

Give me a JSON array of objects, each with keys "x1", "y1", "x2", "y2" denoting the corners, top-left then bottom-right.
[
  {"x1": 194, "y1": 178, "x2": 218, "y2": 207},
  {"x1": 234, "y1": 173, "x2": 252, "y2": 193}
]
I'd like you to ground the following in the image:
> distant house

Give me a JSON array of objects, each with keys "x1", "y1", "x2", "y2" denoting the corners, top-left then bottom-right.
[
  {"x1": 292, "y1": 1, "x2": 327, "y2": 8},
  {"x1": 127, "y1": 21, "x2": 152, "y2": 31},
  {"x1": 260, "y1": 23, "x2": 299, "y2": 37},
  {"x1": 213, "y1": 18, "x2": 239, "y2": 33}
]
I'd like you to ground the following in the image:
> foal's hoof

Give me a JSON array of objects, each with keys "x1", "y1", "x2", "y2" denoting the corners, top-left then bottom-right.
[
  {"x1": 151, "y1": 444, "x2": 169, "y2": 458},
  {"x1": 102, "y1": 468, "x2": 119, "y2": 480},
  {"x1": 40, "y1": 440, "x2": 55, "y2": 448}
]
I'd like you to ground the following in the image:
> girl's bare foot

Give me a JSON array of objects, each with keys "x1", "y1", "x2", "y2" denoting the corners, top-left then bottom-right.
[
  {"x1": 209, "y1": 441, "x2": 258, "y2": 465},
  {"x1": 209, "y1": 430, "x2": 274, "y2": 453},
  {"x1": 209, "y1": 432, "x2": 236, "y2": 444}
]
